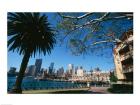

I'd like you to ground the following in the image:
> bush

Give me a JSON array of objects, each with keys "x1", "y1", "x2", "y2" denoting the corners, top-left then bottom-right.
[{"x1": 108, "y1": 84, "x2": 133, "y2": 93}]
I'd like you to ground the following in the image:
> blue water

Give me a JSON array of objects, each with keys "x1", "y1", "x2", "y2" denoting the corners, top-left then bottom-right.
[{"x1": 8, "y1": 77, "x2": 87, "y2": 91}]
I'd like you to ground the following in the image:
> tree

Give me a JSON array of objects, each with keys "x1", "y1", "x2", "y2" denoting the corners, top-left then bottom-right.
[
  {"x1": 8, "y1": 13, "x2": 56, "y2": 93},
  {"x1": 56, "y1": 12, "x2": 133, "y2": 56},
  {"x1": 110, "y1": 72, "x2": 118, "y2": 82}
]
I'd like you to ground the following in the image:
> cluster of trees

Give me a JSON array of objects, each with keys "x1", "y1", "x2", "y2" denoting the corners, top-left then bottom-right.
[{"x1": 8, "y1": 12, "x2": 133, "y2": 93}]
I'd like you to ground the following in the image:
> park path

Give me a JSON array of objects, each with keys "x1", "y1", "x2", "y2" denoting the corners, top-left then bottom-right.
[{"x1": 87, "y1": 86, "x2": 111, "y2": 94}]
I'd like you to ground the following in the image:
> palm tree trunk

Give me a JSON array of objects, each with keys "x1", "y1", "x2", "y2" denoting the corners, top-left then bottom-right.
[{"x1": 11, "y1": 52, "x2": 30, "y2": 93}]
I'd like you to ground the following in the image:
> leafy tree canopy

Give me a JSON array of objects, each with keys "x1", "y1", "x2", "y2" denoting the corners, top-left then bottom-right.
[{"x1": 56, "y1": 12, "x2": 133, "y2": 56}]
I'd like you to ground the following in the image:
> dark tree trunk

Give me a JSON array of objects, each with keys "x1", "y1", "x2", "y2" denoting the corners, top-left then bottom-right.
[{"x1": 11, "y1": 52, "x2": 30, "y2": 94}]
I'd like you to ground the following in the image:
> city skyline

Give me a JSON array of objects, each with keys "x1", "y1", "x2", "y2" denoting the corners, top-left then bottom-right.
[{"x1": 8, "y1": 49, "x2": 115, "y2": 72}]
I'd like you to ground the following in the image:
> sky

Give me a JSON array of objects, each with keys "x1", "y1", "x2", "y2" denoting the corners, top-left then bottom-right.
[
  {"x1": 8, "y1": 45, "x2": 115, "y2": 72},
  {"x1": 8, "y1": 12, "x2": 124, "y2": 72}
]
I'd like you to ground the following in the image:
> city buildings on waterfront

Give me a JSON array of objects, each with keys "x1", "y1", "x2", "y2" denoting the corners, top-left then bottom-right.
[
  {"x1": 26, "y1": 65, "x2": 36, "y2": 76},
  {"x1": 76, "y1": 66, "x2": 84, "y2": 77},
  {"x1": 8, "y1": 67, "x2": 16, "y2": 73},
  {"x1": 71, "y1": 68, "x2": 110, "y2": 82},
  {"x1": 8, "y1": 67, "x2": 18, "y2": 77},
  {"x1": 114, "y1": 29, "x2": 133, "y2": 83},
  {"x1": 8, "y1": 67, "x2": 110, "y2": 83},
  {"x1": 35, "y1": 59, "x2": 42, "y2": 76},
  {"x1": 57, "y1": 67, "x2": 64, "y2": 78},
  {"x1": 67, "y1": 64, "x2": 74, "y2": 75},
  {"x1": 48, "y1": 62, "x2": 55, "y2": 75},
  {"x1": 8, "y1": 58, "x2": 111, "y2": 83},
  {"x1": 7, "y1": 61, "x2": 112, "y2": 92}
]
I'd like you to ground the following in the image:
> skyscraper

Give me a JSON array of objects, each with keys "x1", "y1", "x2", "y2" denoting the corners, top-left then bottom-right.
[
  {"x1": 35, "y1": 59, "x2": 42, "y2": 76},
  {"x1": 57, "y1": 67, "x2": 64, "y2": 77},
  {"x1": 68, "y1": 64, "x2": 74, "y2": 75},
  {"x1": 26, "y1": 65, "x2": 36, "y2": 76},
  {"x1": 75, "y1": 66, "x2": 78, "y2": 75},
  {"x1": 48, "y1": 62, "x2": 54, "y2": 75}
]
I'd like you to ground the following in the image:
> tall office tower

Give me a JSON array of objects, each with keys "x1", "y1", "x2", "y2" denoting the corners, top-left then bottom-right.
[
  {"x1": 68, "y1": 64, "x2": 74, "y2": 75},
  {"x1": 35, "y1": 59, "x2": 42, "y2": 76},
  {"x1": 75, "y1": 66, "x2": 78, "y2": 75},
  {"x1": 48, "y1": 62, "x2": 54, "y2": 75},
  {"x1": 26, "y1": 65, "x2": 36, "y2": 76},
  {"x1": 57, "y1": 67, "x2": 64, "y2": 77}
]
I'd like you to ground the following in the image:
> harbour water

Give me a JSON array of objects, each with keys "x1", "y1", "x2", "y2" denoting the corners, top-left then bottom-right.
[{"x1": 8, "y1": 77, "x2": 87, "y2": 91}]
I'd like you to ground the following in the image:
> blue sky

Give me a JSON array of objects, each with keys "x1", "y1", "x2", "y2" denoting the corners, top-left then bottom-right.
[
  {"x1": 8, "y1": 45, "x2": 115, "y2": 72},
  {"x1": 9, "y1": 12, "x2": 132, "y2": 72}
]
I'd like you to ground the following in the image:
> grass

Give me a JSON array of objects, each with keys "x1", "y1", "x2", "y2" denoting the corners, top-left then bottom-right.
[
  {"x1": 108, "y1": 84, "x2": 133, "y2": 94},
  {"x1": 23, "y1": 88, "x2": 90, "y2": 94},
  {"x1": 107, "y1": 88, "x2": 133, "y2": 94}
]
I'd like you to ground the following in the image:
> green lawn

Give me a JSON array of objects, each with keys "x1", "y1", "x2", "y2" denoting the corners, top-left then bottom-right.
[{"x1": 23, "y1": 88, "x2": 90, "y2": 94}]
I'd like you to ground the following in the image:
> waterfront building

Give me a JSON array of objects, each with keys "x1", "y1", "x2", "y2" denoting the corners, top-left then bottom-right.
[
  {"x1": 57, "y1": 67, "x2": 64, "y2": 78},
  {"x1": 48, "y1": 62, "x2": 55, "y2": 75},
  {"x1": 76, "y1": 66, "x2": 84, "y2": 77},
  {"x1": 41, "y1": 69, "x2": 49, "y2": 78},
  {"x1": 26, "y1": 65, "x2": 36, "y2": 76},
  {"x1": 8, "y1": 67, "x2": 17, "y2": 77},
  {"x1": 39, "y1": 68, "x2": 45, "y2": 77},
  {"x1": 113, "y1": 29, "x2": 133, "y2": 83},
  {"x1": 35, "y1": 59, "x2": 42, "y2": 76},
  {"x1": 75, "y1": 66, "x2": 78, "y2": 75},
  {"x1": 68, "y1": 64, "x2": 74, "y2": 75},
  {"x1": 8, "y1": 67, "x2": 16, "y2": 73}
]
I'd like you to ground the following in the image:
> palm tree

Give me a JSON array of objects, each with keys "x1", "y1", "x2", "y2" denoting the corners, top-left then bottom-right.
[{"x1": 8, "y1": 12, "x2": 56, "y2": 93}]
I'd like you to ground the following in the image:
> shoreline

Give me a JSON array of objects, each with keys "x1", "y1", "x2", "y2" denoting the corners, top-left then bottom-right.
[{"x1": 21, "y1": 86, "x2": 110, "y2": 94}]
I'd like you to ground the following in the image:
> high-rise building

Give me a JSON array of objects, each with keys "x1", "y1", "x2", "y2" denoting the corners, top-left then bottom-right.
[
  {"x1": 75, "y1": 66, "x2": 78, "y2": 75},
  {"x1": 57, "y1": 67, "x2": 64, "y2": 77},
  {"x1": 114, "y1": 29, "x2": 133, "y2": 83},
  {"x1": 26, "y1": 65, "x2": 36, "y2": 76},
  {"x1": 68, "y1": 64, "x2": 74, "y2": 75},
  {"x1": 35, "y1": 59, "x2": 42, "y2": 76},
  {"x1": 48, "y1": 62, "x2": 54, "y2": 75}
]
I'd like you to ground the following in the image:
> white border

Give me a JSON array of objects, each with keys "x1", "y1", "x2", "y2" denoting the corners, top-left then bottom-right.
[{"x1": 0, "y1": 0, "x2": 140, "y2": 105}]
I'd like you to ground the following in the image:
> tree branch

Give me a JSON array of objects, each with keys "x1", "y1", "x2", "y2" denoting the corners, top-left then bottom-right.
[
  {"x1": 76, "y1": 12, "x2": 109, "y2": 28},
  {"x1": 59, "y1": 12, "x2": 132, "y2": 31},
  {"x1": 58, "y1": 12, "x2": 132, "y2": 44},
  {"x1": 91, "y1": 38, "x2": 121, "y2": 46},
  {"x1": 58, "y1": 12, "x2": 94, "y2": 20}
]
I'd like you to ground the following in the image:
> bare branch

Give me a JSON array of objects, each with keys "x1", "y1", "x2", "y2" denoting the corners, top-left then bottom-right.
[
  {"x1": 105, "y1": 15, "x2": 133, "y2": 20},
  {"x1": 92, "y1": 40, "x2": 116, "y2": 45},
  {"x1": 58, "y1": 12, "x2": 94, "y2": 20},
  {"x1": 77, "y1": 12, "x2": 109, "y2": 28},
  {"x1": 58, "y1": 12, "x2": 132, "y2": 45},
  {"x1": 61, "y1": 13, "x2": 132, "y2": 31},
  {"x1": 75, "y1": 13, "x2": 132, "y2": 29},
  {"x1": 91, "y1": 38, "x2": 122, "y2": 46},
  {"x1": 59, "y1": 13, "x2": 110, "y2": 42}
]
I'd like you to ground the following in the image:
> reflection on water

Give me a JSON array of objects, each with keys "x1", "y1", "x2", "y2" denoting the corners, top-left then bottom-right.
[{"x1": 8, "y1": 77, "x2": 87, "y2": 91}]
